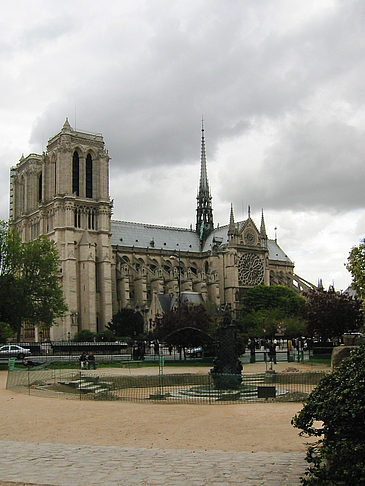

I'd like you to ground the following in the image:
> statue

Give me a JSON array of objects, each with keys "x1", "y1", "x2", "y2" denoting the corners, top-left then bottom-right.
[{"x1": 210, "y1": 311, "x2": 242, "y2": 389}]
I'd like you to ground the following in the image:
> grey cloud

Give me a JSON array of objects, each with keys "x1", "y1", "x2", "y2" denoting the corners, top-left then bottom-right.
[
  {"x1": 25, "y1": 1, "x2": 365, "y2": 214},
  {"x1": 18, "y1": 17, "x2": 76, "y2": 50},
  {"x1": 224, "y1": 120, "x2": 365, "y2": 212}
]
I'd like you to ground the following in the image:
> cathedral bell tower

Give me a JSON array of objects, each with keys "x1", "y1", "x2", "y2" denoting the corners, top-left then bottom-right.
[
  {"x1": 10, "y1": 118, "x2": 113, "y2": 340},
  {"x1": 196, "y1": 120, "x2": 214, "y2": 244}
]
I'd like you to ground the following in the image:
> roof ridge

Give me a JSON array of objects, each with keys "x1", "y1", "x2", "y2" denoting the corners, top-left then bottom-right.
[{"x1": 111, "y1": 219, "x2": 194, "y2": 232}]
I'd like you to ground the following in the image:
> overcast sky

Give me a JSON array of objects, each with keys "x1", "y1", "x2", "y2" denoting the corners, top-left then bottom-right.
[{"x1": 1, "y1": 0, "x2": 364, "y2": 291}]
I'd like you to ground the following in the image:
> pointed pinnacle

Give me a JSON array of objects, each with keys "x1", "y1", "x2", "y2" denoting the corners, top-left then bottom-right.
[{"x1": 260, "y1": 208, "x2": 267, "y2": 238}]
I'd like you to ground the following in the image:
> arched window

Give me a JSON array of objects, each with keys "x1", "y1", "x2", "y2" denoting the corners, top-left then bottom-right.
[
  {"x1": 54, "y1": 160, "x2": 57, "y2": 194},
  {"x1": 86, "y1": 153, "x2": 93, "y2": 198},
  {"x1": 38, "y1": 173, "x2": 42, "y2": 202},
  {"x1": 21, "y1": 176, "x2": 25, "y2": 213},
  {"x1": 74, "y1": 208, "x2": 81, "y2": 228},
  {"x1": 88, "y1": 209, "x2": 95, "y2": 230},
  {"x1": 72, "y1": 151, "x2": 79, "y2": 196}
]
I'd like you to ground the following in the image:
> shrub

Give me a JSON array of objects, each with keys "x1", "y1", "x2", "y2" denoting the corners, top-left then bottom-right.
[
  {"x1": 292, "y1": 345, "x2": 365, "y2": 485},
  {"x1": 73, "y1": 330, "x2": 96, "y2": 342}
]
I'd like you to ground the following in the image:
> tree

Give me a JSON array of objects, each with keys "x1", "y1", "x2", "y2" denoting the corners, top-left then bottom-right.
[
  {"x1": 107, "y1": 308, "x2": 145, "y2": 339},
  {"x1": 240, "y1": 285, "x2": 306, "y2": 316},
  {"x1": 346, "y1": 239, "x2": 365, "y2": 300},
  {"x1": 0, "y1": 321, "x2": 13, "y2": 343},
  {"x1": 292, "y1": 345, "x2": 365, "y2": 485},
  {"x1": 0, "y1": 222, "x2": 67, "y2": 340},
  {"x1": 238, "y1": 285, "x2": 306, "y2": 339},
  {"x1": 302, "y1": 288, "x2": 363, "y2": 341},
  {"x1": 154, "y1": 303, "x2": 215, "y2": 352}
]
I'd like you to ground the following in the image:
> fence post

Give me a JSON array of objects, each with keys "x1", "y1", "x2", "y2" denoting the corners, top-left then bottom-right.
[
  {"x1": 208, "y1": 374, "x2": 212, "y2": 404},
  {"x1": 79, "y1": 370, "x2": 82, "y2": 400}
]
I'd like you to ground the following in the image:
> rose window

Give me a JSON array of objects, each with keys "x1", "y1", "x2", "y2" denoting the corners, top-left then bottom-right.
[{"x1": 238, "y1": 253, "x2": 264, "y2": 286}]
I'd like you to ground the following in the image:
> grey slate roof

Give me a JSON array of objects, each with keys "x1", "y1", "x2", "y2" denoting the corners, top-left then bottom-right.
[
  {"x1": 267, "y1": 239, "x2": 293, "y2": 264},
  {"x1": 202, "y1": 223, "x2": 292, "y2": 263},
  {"x1": 110, "y1": 219, "x2": 292, "y2": 263},
  {"x1": 111, "y1": 220, "x2": 201, "y2": 252}
]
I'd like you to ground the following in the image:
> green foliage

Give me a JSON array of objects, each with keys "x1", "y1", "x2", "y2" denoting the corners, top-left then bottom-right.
[
  {"x1": 292, "y1": 345, "x2": 365, "y2": 485},
  {"x1": 95, "y1": 330, "x2": 115, "y2": 342},
  {"x1": 302, "y1": 289, "x2": 363, "y2": 341},
  {"x1": 73, "y1": 330, "x2": 96, "y2": 342},
  {"x1": 284, "y1": 316, "x2": 307, "y2": 339},
  {"x1": 346, "y1": 239, "x2": 365, "y2": 300},
  {"x1": 0, "y1": 321, "x2": 13, "y2": 343},
  {"x1": 107, "y1": 308, "x2": 144, "y2": 339},
  {"x1": 241, "y1": 285, "x2": 305, "y2": 315},
  {"x1": 0, "y1": 222, "x2": 67, "y2": 340},
  {"x1": 154, "y1": 303, "x2": 215, "y2": 349},
  {"x1": 238, "y1": 285, "x2": 306, "y2": 339}
]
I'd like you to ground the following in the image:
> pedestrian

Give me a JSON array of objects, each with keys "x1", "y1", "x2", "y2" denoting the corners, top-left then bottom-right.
[
  {"x1": 248, "y1": 338, "x2": 256, "y2": 363},
  {"x1": 268, "y1": 341, "x2": 277, "y2": 364},
  {"x1": 87, "y1": 352, "x2": 96, "y2": 370}
]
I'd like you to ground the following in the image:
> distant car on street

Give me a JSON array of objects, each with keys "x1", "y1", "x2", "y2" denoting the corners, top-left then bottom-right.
[
  {"x1": 186, "y1": 347, "x2": 203, "y2": 358},
  {"x1": 0, "y1": 344, "x2": 31, "y2": 360}
]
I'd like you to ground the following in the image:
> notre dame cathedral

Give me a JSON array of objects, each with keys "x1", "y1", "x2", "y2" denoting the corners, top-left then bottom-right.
[{"x1": 9, "y1": 119, "x2": 314, "y2": 341}]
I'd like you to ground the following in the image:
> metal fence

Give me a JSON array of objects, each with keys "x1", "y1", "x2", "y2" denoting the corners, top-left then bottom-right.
[{"x1": 6, "y1": 368, "x2": 328, "y2": 404}]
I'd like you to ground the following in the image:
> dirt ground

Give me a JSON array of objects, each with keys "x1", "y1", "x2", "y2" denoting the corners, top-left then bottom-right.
[{"x1": 0, "y1": 361, "x2": 329, "y2": 453}]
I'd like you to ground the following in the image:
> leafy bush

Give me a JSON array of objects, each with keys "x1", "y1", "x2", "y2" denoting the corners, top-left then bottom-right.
[
  {"x1": 292, "y1": 345, "x2": 365, "y2": 485},
  {"x1": 73, "y1": 330, "x2": 96, "y2": 342}
]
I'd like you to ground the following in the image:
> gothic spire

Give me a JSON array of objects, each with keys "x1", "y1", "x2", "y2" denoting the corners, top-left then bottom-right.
[
  {"x1": 199, "y1": 117, "x2": 209, "y2": 195},
  {"x1": 260, "y1": 208, "x2": 268, "y2": 248},
  {"x1": 196, "y1": 118, "x2": 214, "y2": 243},
  {"x1": 260, "y1": 209, "x2": 267, "y2": 239},
  {"x1": 228, "y1": 203, "x2": 235, "y2": 237}
]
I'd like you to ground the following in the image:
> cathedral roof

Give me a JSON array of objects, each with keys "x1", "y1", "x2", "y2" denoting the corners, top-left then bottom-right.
[
  {"x1": 111, "y1": 219, "x2": 292, "y2": 264},
  {"x1": 267, "y1": 239, "x2": 293, "y2": 264},
  {"x1": 111, "y1": 220, "x2": 201, "y2": 252},
  {"x1": 202, "y1": 222, "x2": 292, "y2": 263}
]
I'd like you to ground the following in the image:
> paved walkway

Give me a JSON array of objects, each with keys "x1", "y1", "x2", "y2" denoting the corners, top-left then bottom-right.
[{"x1": 0, "y1": 441, "x2": 306, "y2": 485}]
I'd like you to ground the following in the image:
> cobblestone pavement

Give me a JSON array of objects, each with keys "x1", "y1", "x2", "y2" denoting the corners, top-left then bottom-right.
[{"x1": 0, "y1": 441, "x2": 306, "y2": 485}]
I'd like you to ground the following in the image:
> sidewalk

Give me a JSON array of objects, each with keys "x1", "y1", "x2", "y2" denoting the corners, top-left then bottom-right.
[{"x1": 0, "y1": 441, "x2": 306, "y2": 486}]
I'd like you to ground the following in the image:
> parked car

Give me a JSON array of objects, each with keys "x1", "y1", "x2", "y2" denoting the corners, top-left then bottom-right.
[
  {"x1": 186, "y1": 347, "x2": 203, "y2": 358},
  {"x1": 0, "y1": 344, "x2": 31, "y2": 360}
]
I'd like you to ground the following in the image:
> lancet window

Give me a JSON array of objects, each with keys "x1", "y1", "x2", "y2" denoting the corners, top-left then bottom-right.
[
  {"x1": 86, "y1": 153, "x2": 93, "y2": 198},
  {"x1": 72, "y1": 151, "x2": 79, "y2": 196}
]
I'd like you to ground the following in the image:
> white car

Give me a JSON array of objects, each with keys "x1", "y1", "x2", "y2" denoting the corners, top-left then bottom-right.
[
  {"x1": 0, "y1": 345, "x2": 31, "y2": 359},
  {"x1": 186, "y1": 347, "x2": 203, "y2": 358}
]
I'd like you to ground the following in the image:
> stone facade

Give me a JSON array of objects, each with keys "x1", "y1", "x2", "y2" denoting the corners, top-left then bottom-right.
[{"x1": 9, "y1": 120, "x2": 313, "y2": 341}]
